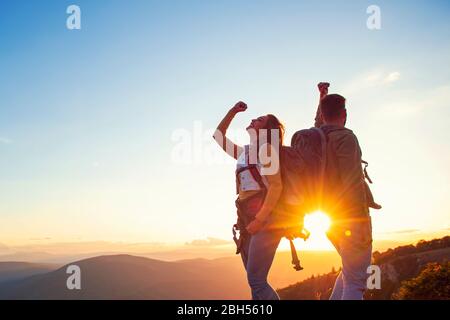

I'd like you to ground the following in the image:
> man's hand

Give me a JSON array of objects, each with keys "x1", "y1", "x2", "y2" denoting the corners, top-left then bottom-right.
[
  {"x1": 318, "y1": 82, "x2": 330, "y2": 99},
  {"x1": 230, "y1": 101, "x2": 247, "y2": 115},
  {"x1": 246, "y1": 218, "x2": 265, "y2": 235}
]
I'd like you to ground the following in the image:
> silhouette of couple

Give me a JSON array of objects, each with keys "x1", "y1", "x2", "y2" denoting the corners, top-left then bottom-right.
[{"x1": 213, "y1": 83, "x2": 380, "y2": 300}]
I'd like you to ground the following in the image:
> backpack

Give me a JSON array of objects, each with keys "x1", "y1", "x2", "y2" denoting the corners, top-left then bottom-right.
[
  {"x1": 276, "y1": 127, "x2": 328, "y2": 271},
  {"x1": 279, "y1": 127, "x2": 380, "y2": 270},
  {"x1": 279, "y1": 127, "x2": 328, "y2": 214},
  {"x1": 282, "y1": 128, "x2": 381, "y2": 222}
]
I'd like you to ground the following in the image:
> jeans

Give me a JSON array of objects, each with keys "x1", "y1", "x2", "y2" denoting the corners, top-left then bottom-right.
[
  {"x1": 329, "y1": 218, "x2": 373, "y2": 300},
  {"x1": 240, "y1": 230, "x2": 282, "y2": 300}
]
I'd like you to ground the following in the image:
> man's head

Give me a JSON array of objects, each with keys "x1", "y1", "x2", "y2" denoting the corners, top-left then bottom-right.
[{"x1": 320, "y1": 94, "x2": 347, "y2": 126}]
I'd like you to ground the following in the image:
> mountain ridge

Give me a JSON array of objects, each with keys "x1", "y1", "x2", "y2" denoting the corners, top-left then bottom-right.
[{"x1": 1, "y1": 237, "x2": 447, "y2": 299}]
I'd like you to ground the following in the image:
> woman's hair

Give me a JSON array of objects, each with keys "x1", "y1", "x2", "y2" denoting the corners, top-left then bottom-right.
[{"x1": 264, "y1": 114, "x2": 285, "y2": 147}]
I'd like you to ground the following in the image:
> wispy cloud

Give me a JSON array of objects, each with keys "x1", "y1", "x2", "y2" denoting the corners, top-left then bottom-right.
[
  {"x1": 344, "y1": 68, "x2": 450, "y2": 118},
  {"x1": 185, "y1": 237, "x2": 232, "y2": 247},
  {"x1": 29, "y1": 237, "x2": 53, "y2": 241},
  {"x1": 381, "y1": 229, "x2": 420, "y2": 235},
  {"x1": 343, "y1": 69, "x2": 401, "y2": 95},
  {"x1": 383, "y1": 72, "x2": 401, "y2": 84},
  {"x1": 378, "y1": 83, "x2": 450, "y2": 117},
  {"x1": 0, "y1": 137, "x2": 12, "y2": 144}
]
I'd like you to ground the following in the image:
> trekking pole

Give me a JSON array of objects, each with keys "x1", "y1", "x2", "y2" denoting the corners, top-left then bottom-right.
[{"x1": 288, "y1": 238, "x2": 303, "y2": 271}]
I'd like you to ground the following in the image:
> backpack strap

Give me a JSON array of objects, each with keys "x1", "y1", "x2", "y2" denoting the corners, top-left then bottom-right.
[
  {"x1": 311, "y1": 127, "x2": 328, "y2": 206},
  {"x1": 361, "y1": 160, "x2": 373, "y2": 184},
  {"x1": 313, "y1": 128, "x2": 327, "y2": 179},
  {"x1": 248, "y1": 166, "x2": 267, "y2": 191},
  {"x1": 235, "y1": 145, "x2": 267, "y2": 193}
]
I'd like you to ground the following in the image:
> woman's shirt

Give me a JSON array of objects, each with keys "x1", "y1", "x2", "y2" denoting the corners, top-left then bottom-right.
[
  {"x1": 236, "y1": 145, "x2": 268, "y2": 200},
  {"x1": 236, "y1": 144, "x2": 283, "y2": 222}
]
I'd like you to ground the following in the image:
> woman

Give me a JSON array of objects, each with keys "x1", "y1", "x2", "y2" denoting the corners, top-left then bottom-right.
[{"x1": 212, "y1": 101, "x2": 285, "y2": 300}]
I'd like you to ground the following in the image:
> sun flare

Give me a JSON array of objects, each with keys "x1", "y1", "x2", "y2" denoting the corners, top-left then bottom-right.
[
  {"x1": 280, "y1": 211, "x2": 333, "y2": 251},
  {"x1": 300, "y1": 211, "x2": 332, "y2": 250},
  {"x1": 304, "y1": 211, "x2": 331, "y2": 235}
]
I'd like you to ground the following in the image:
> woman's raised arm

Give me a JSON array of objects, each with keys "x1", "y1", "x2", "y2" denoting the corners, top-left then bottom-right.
[{"x1": 212, "y1": 101, "x2": 246, "y2": 159}]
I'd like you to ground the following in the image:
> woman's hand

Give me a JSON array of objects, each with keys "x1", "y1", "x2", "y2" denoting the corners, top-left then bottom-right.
[
  {"x1": 246, "y1": 218, "x2": 265, "y2": 235},
  {"x1": 230, "y1": 101, "x2": 248, "y2": 115}
]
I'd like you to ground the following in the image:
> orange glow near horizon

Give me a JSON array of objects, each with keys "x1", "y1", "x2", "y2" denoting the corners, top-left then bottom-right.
[{"x1": 279, "y1": 211, "x2": 334, "y2": 251}]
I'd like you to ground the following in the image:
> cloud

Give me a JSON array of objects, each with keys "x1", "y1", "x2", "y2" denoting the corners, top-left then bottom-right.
[
  {"x1": 344, "y1": 68, "x2": 449, "y2": 118},
  {"x1": 29, "y1": 237, "x2": 52, "y2": 241},
  {"x1": 381, "y1": 229, "x2": 421, "y2": 235},
  {"x1": 0, "y1": 137, "x2": 12, "y2": 144},
  {"x1": 92, "y1": 161, "x2": 100, "y2": 168},
  {"x1": 185, "y1": 237, "x2": 232, "y2": 247},
  {"x1": 378, "y1": 83, "x2": 450, "y2": 117},
  {"x1": 383, "y1": 72, "x2": 401, "y2": 84},
  {"x1": 343, "y1": 69, "x2": 401, "y2": 95}
]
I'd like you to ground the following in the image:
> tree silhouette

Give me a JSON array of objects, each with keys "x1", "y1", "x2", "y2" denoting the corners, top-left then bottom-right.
[
  {"x1": 278, "y1": 236, "x2": 450, "y2": 300},
  {"x1": 393, "y1": 262, "x2": 450, "y2": 300}
]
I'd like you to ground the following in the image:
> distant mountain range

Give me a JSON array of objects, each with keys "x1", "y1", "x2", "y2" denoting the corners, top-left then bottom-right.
[
  {"x1": 0, "y1": 251, "x2": 340, "y2": 300},
  {"x1": 0, "y1": 237, "x2": 448, "y2": 299},
  {"x1": 0, "y1": 238, "x2": 416, "y2": 265},
  {"x1": 0, "y1": 262, "x2": 58, "y2": 284},
  {"x1": 0, "y1": 255, "x2": 249, "y2": 299},
  {"x1": 278, "y1": 236, "x2": 450, "y2": 300}
]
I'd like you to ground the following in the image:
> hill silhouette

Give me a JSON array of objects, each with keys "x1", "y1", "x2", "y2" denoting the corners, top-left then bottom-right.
[
  {"x1": 1, "y1": 238, "x2": 447, "y2": 299},
  {"x1": 0, "y1": 262, "x2": 58, "y2": 284},
  {"x1": 0, "y1": 255, "x2": 250, "y2": 299},
  {"x1": 278, "y1": 236, "x2": 450, "y2": 300},
  {"x1": 0, "y1": 250, "x2": 341, "y2": 299}
]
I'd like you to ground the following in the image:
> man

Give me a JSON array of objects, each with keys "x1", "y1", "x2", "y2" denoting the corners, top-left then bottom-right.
[{"x1": 315, "y1": 87, "x2": 374, "y2": 300}]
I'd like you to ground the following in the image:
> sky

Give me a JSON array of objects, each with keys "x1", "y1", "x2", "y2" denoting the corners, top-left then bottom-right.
[{"x1": 0, "y1": 0, "x2": 449, "y2": 250}]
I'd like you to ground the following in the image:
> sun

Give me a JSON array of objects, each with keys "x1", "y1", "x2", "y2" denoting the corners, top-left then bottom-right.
[
  {"x1": 285, "y1": 211, "x2": 333, "y2": 250},
  {"x1": 304, "y1": 211, "x2": 331, "y2": 236},
  {"x1": 279, "y1": 210, "x2": 333, "y2": 251}
]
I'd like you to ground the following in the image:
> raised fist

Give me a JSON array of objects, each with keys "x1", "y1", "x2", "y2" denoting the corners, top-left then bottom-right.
[
  {"x1": 230, "y1": 101, "x2": 248, "y2": 114},
  {"x1": 318, "y1": 82, "x2": 330, "y2": 98}
]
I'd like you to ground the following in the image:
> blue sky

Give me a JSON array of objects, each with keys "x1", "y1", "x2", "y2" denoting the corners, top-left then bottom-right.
[{"x1": 0, "y1": 0, "x2": 449, "y2": 246}]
